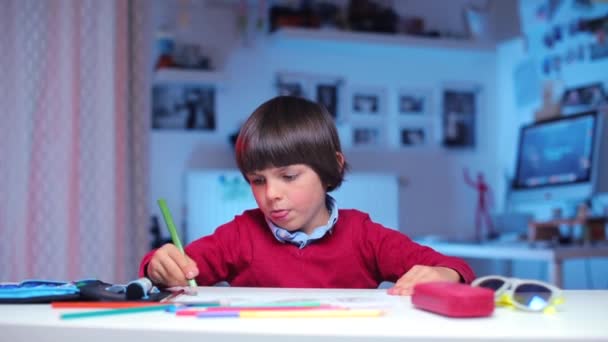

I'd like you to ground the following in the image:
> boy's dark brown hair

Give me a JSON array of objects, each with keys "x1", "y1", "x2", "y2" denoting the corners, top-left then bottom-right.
[{"x1": 235, "y1": 96, "x2": 347, "y2": 191}]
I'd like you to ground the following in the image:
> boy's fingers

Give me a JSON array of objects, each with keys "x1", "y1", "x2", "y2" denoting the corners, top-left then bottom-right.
[
  {"x1": 184, "y1": 255, "x2": 200, "y2": 279},
  {"x1": 387, "y1": 285, "x2": 413, "y2": 296},
  {"x1": 166, "y1": 247, "x2": 198, "y2": 279},
  {"x1": 157, "y1": 254, "x2": 189, "y2": 286}
]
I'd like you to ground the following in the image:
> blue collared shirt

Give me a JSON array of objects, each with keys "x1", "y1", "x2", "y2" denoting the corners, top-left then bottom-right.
[{"x1": 266, "y1": 195, "x2": 339, "y2": 249}]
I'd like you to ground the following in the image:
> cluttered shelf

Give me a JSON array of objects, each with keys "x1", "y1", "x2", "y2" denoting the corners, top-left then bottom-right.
[{"x1": 270, "y1": 27, "x2": 495, "y2": 52}]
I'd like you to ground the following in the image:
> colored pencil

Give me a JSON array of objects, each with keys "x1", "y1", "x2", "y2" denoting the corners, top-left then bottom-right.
[
  {"x1": 196, "y1": 309, "x2": 385, "y2": 319},
  {"x1": 228, "y1": 300, "x2": 323, "y2": 307},
  {"x1": 52, "y1": 301, "x2": 167, "y2": 309},
  {"x1": 59, "y1": 304, "x2": 173, "y2": 320},
  {"x1": 164, "y1": 302, "x2": 224, "y2": 313},
  {"x1": 157, "y1": 199, "x2": 198, "y2": 289}
]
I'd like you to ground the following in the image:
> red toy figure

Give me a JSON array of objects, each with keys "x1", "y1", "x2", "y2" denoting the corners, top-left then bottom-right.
[{"x1": 463, "y1": 168, "x2": 498, "y2": 242}]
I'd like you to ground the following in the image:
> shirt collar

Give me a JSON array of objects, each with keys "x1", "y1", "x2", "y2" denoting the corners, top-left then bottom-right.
[{"x1": 266, "y1": 195, "x2": 339, "y2": 249}]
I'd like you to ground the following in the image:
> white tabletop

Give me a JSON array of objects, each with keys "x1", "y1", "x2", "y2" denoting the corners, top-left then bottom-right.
[{"x1": 2, "y1": 287, "x2": 608, "y2": 341}]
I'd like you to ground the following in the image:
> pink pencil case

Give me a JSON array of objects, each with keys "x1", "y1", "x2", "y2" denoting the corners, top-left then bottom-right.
[{"x1": 411, "y1": 282, "x2": 494, "y2": 318}]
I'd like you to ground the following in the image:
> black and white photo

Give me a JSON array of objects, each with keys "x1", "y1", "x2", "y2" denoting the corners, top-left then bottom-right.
[
  {"x1": 276, "y1": 72, "x2": 343, "y2": 119},
  {"x1": 152, "y1": 84, "x2": 216, "y2": 130},
  {"x1": 278, "y1": 81, "x2": 305, "y2": 97},
  {"x1": 398, "y1": 89, "x2": 430, "y2": 115},
  {"x1": 349, "y1": 86, "x2": 386, "y2": 117},
  {"x1": 441, "y1": 86, "x2": 478, "y2": 148},
  {"x1": 316, "y1": 84, "x2": 338, "y2": 118},
  {"x1": 400, "y1": 127, "x2": 426, "y2": 146},
  {"x1": 353, "y1": 94, "x2": 379, "y2": 113},
  {"x1": 352, "y1": 126, "x2": 383, "y2": 147}
]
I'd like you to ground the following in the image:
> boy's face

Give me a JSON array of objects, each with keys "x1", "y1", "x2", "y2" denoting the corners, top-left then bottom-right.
[{"x1": 246, "y1": 164, "x2": 328, "y2": 235}]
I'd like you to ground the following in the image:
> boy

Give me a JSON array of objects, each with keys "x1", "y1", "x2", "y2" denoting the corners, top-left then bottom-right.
[{"x1": 140, "y1": 96, "x2": 474, "y2": 295}]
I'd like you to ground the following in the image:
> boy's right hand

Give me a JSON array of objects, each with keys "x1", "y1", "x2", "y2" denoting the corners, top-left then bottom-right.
[{"x1": 146, "y1": 243, "x2": 199, "y2": 287}]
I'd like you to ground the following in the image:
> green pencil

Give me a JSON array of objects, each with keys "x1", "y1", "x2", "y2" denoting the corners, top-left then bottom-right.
[
  {"x1": 157, "y1": 199, "x2": 198, "y2": 289},
  {"x1": 60, "y1": 304, "x2": 173, "y2": 320}
]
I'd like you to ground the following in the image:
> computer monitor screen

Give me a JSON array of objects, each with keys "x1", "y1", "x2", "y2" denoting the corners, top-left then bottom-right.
[
  {"x1": 507, "y1": 111, "x2": 608, "y2": 211},
  {"x1": 511, "y1": 111, "x2": 600, "y2": 205}
]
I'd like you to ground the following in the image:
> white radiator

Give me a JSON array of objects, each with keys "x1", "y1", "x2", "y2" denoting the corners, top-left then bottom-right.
[{"x1": 186, "y1": 169, "x2": 399, "y2": 243}]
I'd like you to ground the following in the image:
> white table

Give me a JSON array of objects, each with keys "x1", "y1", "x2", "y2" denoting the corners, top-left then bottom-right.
[
  {"x1": 2, "y1": 287, "x2": 608, "y2": 341},
  {"x1": 420, "y1": 240, "x2": 608, "y2": 287}
]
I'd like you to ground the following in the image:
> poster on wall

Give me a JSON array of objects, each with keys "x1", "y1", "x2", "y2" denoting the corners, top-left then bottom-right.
[
  {"x1": 152, "y1": 84, "x2": 216, "y2": 130},
  {"x1": 441, "y1": 85, "x2": 479, "y2": 148}
]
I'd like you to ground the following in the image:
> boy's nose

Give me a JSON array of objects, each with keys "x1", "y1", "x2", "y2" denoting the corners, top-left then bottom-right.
[{"x1": 264, "y1": 180, "x2": 282, "y2": 200}]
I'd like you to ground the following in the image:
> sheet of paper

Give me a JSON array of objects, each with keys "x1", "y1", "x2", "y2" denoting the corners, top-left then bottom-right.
[{"x1": 170, "y1": 288, "x2": 401, "y2": 310}]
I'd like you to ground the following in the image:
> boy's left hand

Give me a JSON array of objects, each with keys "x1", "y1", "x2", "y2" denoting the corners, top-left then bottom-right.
[{"x1": 387, "y1": 265, "x2": 460, "y2": 296}]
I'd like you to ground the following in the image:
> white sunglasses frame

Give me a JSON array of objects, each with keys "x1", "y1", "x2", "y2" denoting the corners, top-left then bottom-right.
[{"x1": 471, "y1": 275, "x2": 563, "y2": 312}]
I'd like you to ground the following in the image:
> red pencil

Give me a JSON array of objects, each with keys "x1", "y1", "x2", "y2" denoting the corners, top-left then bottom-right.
[{"x1": 51, "y1": 302, "x2": 167, "y2": 309}]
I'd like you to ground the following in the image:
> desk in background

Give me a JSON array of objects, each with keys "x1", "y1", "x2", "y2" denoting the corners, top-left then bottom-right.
[
  {"x1": 420, "y1": 240, "x2": 608, "y2": 287},
  {"x1": 2, "y1": 287, "x2": 608, "y2": 341},
  {"x1": 528, "y1": 216, "x2": 607, "y2": 243}
]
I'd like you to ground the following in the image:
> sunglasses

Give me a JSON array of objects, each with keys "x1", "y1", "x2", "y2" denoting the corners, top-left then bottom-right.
[{"x1": 471, "y1": 275, "x2": 564, "y2": 313}]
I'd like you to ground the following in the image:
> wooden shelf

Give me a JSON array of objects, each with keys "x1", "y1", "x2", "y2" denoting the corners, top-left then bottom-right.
[
  {"x1": 271, "y1": 27, "x2": 495, "y2": 52},
  {"x1": 153, "y1": 68, "x2": 225, "y2": 84}
]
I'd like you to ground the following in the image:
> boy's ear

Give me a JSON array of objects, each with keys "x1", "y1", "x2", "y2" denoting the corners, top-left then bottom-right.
[{"x1": 336, "y1": 152, "x2": 345, "y2": 171}]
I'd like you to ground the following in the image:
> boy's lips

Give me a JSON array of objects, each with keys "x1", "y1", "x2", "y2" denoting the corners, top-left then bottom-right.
[{"x1": 269, "y1": 209, "x2": 290, "y2": 220}]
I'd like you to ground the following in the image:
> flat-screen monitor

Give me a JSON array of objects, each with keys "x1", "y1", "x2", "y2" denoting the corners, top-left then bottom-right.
[{"x1": 510, "y1": 110, "x2": 604, "y2": 207}]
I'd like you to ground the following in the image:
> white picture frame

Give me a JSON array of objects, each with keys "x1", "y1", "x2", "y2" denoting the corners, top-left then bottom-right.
[
  {"x1": 349, "y1": 85, "x2": 387, "y2": 118},
  {"x1": 397, "y1": 88, "x2": 431, "y2": 116},
  {"x1": 399, "y1": 125, "x2": 428, "y2": 147},
  {"x1": 351, "y1": 125, "x2": 385, "y2": 148}
]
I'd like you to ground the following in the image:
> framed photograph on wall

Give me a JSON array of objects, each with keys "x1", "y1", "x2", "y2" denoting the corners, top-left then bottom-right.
[
  {"x1": 349, "y1": 86, "x2": 387, "y2": 118},
  {"x1": 276, "y1": 72, "x2": 308, "y2": 98},
  {"x1": 277, "y1": 81, "x2": 305, "y2": 97},
  {"x1": 441, "y1": 84, "x2": 479, "y2": 148},
  {"x1": 152, "y1": 84, "x2": 216, "y2": 130},
  {"x1": 560, "y1": 82, "x2": 606, "y2": 115},
  {"x1": 316, "y1": 83, "x2": 339, "y2": 119},
  {"x1": 276, "y1": 71, "x2": 343, "y2": 119},
  {"x1": 352, "y1": 125, "x2": 384, "y2": 148},
  {"x1": 399, "y1": 126, "x2": 427, "y2": 147},
  {"x1": 398, "y1": 88, "x2": 431, "y2": 116}
]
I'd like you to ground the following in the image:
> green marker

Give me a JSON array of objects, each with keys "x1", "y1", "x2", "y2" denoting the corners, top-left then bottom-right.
[{"x1": 157, "y1": 199, "x2": 198, "y2": 289}]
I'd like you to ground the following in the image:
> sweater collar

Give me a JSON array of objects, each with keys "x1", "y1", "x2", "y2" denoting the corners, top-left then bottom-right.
[{"x1": 266, "y1": 195, "x2": 338, "y2": 249}]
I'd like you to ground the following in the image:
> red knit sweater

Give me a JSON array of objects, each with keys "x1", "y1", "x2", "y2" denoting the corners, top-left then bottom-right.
[{"x1": 139, "y1": 209, "x2": 475, "y2": 288}]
